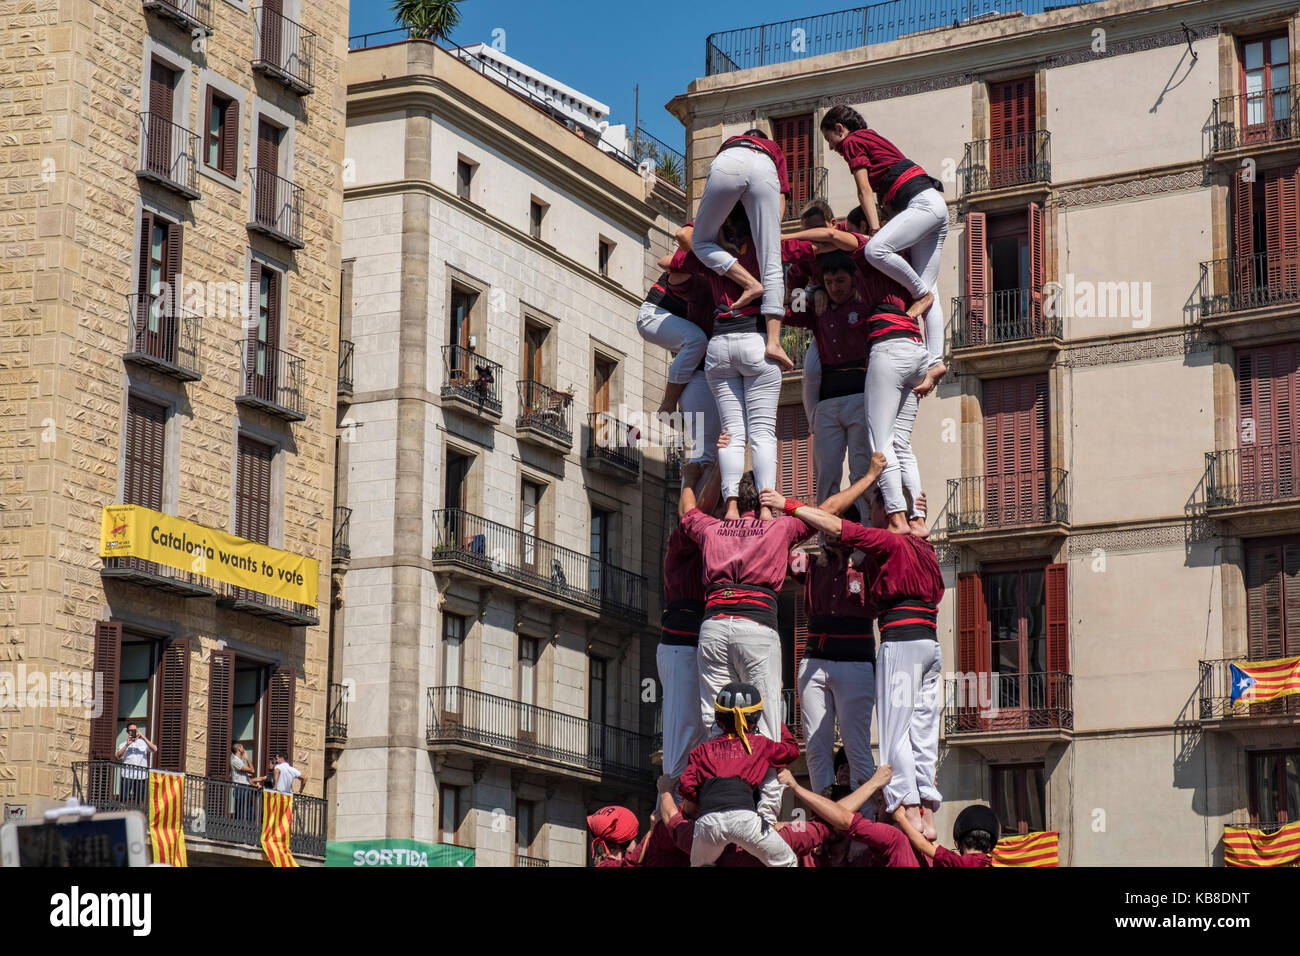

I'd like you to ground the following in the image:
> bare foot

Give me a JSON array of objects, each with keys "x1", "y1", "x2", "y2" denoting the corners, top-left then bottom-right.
[
  {"x1": 765, "y1": 342, "x2": 794, "y2": 372},
  {"x1": 909, "y1": 515, "x2": 931, "y2": 539},
  {"x1": 759, "y1": 505, "x2": 773, "y2": 521},
  {"x1": 904, "y1": 805, "x2": 924, "y2": 834},
  {"x1": 905, "y1": 290, "x2": 934, "y2": 319},
  {"x1": 921, "y1": 806, "x2": 938, "y2": 842},
  {"x1": 913, "y1": 362, "x2": 946, "y2": 397},
  {"x1": 731, "y1": 283, "x2": 764, "y2": 312},
  {"x1": 724, "y1": 501, "x2": 740, "y2": 520},
  {"x1": 887, "y1": 512, "x2": 910, "y2": 534}
]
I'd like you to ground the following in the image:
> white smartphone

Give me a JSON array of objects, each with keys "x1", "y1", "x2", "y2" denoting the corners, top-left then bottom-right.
[{"x1": 1, "y1": 811, "x2": 148, "y2": 867}]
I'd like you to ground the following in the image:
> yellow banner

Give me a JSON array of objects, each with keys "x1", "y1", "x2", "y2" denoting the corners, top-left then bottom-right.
[
  {"x1": 261, "y1": 790, "x2": 299, "y2": 867},
  {"x1": 148, "y1": 770, "x2": 187, "y2": 867},
  {"x1": 100, "y1": 505, "x2": 319, "y2": 607}
]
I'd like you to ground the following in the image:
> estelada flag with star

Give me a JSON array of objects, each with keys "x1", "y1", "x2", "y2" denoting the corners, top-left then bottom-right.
[{"x1": 1230, "y1": 655, "x2": 1300, "y2": 708}]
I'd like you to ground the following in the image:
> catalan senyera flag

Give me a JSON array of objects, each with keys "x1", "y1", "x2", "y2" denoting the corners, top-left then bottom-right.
[
  {"x1": 991, "y1": 831, "x2": 1059, "y2": 867},
  {"x1": 1229, "y1": 656, "x2": 1300, "y2": 708},
  {"x1": 261, "y1": 790, "x2": 299, "y2": 867},
  {"x1": 148, "y1": 770, "x2": 187, "y2": 867},
  {"x1": 1224, "y1": 821, "x2": 1300, "y2": 867}
]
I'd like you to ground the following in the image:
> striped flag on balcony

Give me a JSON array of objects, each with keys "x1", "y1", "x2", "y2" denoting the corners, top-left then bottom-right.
[
  {"x1": 1230, "y1": 655, "x2": 1300, "y2": 708},
  {"x1": 147, "y1": 770, "x2": 187, "y2": 867},
  {"x1": 1224, "y1": 821, "x2": 1300, "y2": 867},
  {"x1": 260, "y1": 791, "x2": 299, "y2": 867},
  {"x1": 991, "y1": 831, "x2": 1059, "y2": 867}
]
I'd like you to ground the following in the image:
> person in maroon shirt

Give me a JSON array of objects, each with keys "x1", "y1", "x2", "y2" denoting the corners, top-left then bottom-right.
[
  {"x1": 783, "y1": 199, "x2": 844, "y2": 430},
  {"x1": 777, "y1": 765, "x2": 919, "y2": 867},
  {"x1": 679, "y1": 682, "x2": 801, "y2": 866},
  {"x1": 762, "y1": 472, "x2": 945, "y2": 842},
  {"x1": 587, "y1": 805, "x2": 641, "y2": 867},
  {"x1": 655, "y1": 783, "x2": 829, "y2": 867},
  {"x1": 894, "y1": 803, "x2": 999, "y2": 867},
  {"x1": 821, "y1": 105, "x2": 948, "y2": 399}
]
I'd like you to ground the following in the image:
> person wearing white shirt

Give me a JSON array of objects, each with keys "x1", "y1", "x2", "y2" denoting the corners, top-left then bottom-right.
[
  {"x1": 114, "y1": 722, "x2": 156, "y2": 804},
  {"x1": 272, "y1": 752, "x2": 305, "y2": 795}
]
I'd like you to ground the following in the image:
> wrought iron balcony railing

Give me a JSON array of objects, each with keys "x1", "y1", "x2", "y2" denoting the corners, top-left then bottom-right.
[
  {"x1": 1201, "y1": 443, "x2": 1300, "y2": 509},
  {"x1": 1210, "y1": 84, "x2": 1300, "y2": 153},
  {"x1": 216, "y1": 582, "x2": 319, "y2": 627},
  {"x1": 249, "y1": 167, "x2": 304, "y2": 248},
  {"x1": 586, "y1": 412, "x2": 642, "y2": 476},
  {"x1": 943, "y1": 672, "x2": 1073, "y2": 735},
  {"x1": 138, "y1": 112, "x2": 200, "y2": 199},
  {"x1": 332, "y1": 506, "x2": 352, "y2": 564},
  {"x1": 441, "y1": 345, "x2": 503, "y2": 416},
  {"x1": 962, "y1": 130, "x2": 1051, "y2": 195},
  {"x1": 125, "y1": 292, "x2": 202, "y2": 380},
  {"x1": 1197, "y1": 658, "x2": 1300, "y2": 720},
  {"x1": 1198, "y1": 250, "x2": 1300, "y2": 319},
  {"x1": 630, "y1": 127, "x2": 685, "y2": 190},
  {"x1": 944, "y1": 468, "x2": 1069, "y2": 534},
  {"x1": 73, "y1": 759, "x2": 326, "y2": 858},
  {"x1": 327, "y1": 681, "x2": 349, "y2": 742},
  {"x1": 949, "y1": 289, "x2": 1061, "y2": 349},
  {"x1": 517, "y1": 380, "x2": 574, "y2": 446},
  {"x1": 431, "y1": 509, "x2": 645, "y2": 622},
  {"x1": 785, "y1": 166, "x2": 829, "y2": 219},
  {"x1": 101, "y1": 555, "x2": 216, "y2": 598},
  {"x1": 143, "y1": 0, "x2": 213, "y2": 34},
  {"x1": 338, "y1": 339, "x2": 354, "y2": 395},
  {"x1": 517, "y1": 852, "x2": 549, "y2": 867},
  {"x1": 252, "y1": 6, "x2": 316, "y2": 94},
  {"x1": 426, "y1": 686, "x2": 653, "y2": 785},
  {"x1": 237, "y1": 340, "x2": 306, "y2": 421}
]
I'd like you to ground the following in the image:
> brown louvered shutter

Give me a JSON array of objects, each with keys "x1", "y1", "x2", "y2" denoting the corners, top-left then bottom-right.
[
  {"x1": 266, "y1": 666, "x2": 296, "y2": 768},
  {"x1": 156, "y1": 638, "x2": 190, "y2": 773},
  {"x1": 260, "y1": 0, "x2": 284, "y2": 67},
  {"x1": 147, "y1": 62, "x2": 174, "y2": 180},
  {"x1": 1044, "y1": 563, "x2": 1069, "y2": 718},
  {"x1": 1237, "y1": 344, "x2": 1300, "y2": 502},
  {"x1": 1233, "y1": 168, "x2": 1255, "y2": 297},
  {"x1": 90, "y1": 622, "x2": 123, "y2": 759},
  {"x1": 777, "y1": 403, "x2": 815, "y2": 500},
  {"x1": 1263, "y1": 164, "x2": 1300, "y2": 291},
  {"x1": 205, "y1": 650, "x2": 235, "y2": 779},
  {"x1": 222, "y1": 97, "x2": 240, "y2": 178},
  {"x1": 124, "y1": 395, "x2": 165, "y2": 511},
  {"x1": 256, "y1": 119, "x2": 279, "y2": 227},
  {"x1": 164, "y1": 221, "x2": 183, "y2": 289},
  {"x1": 266, "y1": 267, "x2": 281, "y2": 352},
  {"x1": 149, "y1": 60, "x2": 174, "y2": 124},
  {"x1": 983, "y1": 375, "x2": 1049, "y2": 526},
  {"x1": 246, "y1": 260, "x2": 262, "y2": 392},
  {"x1": 772, "y1": 114, "x2": 812, "y2": 209},
  {"x1": 203, "y1": 86, "x2": 214, "y2": 168},
  {"x1": 236, "y1": 436, "x2": 273, "y2": 545},
  {"x1": 135, "y1": 212, "x2": 155, "y2": 348},
  {"x1": 964, "y1": 211, "x2": 987, "y2": 345},
  {"x1": 956, "y1": 572, "x2": 986, "y2": 730},
  {"x1": 1028, "y1": 202, "x2": 1045, "y2": 332},
  {"x1": 989, "y1": 77, "x2": 1034, "y2": 189}
]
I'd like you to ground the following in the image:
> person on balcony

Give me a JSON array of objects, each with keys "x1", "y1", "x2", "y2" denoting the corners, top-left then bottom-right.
[
  {"x1": 115, "y1": 722, "x2": 155, "y2": 804},
  {"x1": 821, "y1": 106, "x2": 948, "y2": 398},
  {"x1": 760, "y1": 477, "x2": 944, "y2": 844},
  {"x1": 230, "y1": 743, "x2": 257, "y2": 822},
  {"x1": 272, "y1": 751, "x2": 305, "y2": 795}
]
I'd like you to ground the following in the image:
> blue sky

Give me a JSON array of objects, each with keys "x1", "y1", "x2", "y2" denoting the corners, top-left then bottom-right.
[{"x1": 348, "y1": 0, "x2": 833, "y2": 150}]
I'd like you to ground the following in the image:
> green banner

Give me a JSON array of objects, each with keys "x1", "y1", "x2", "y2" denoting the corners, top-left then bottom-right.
[{"x1": 325, "y1": 839, "x2": 474, "y2": 868}]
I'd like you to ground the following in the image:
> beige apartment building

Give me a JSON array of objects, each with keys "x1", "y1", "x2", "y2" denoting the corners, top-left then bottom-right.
[
  {"x1": 670, "y1": 0, "x2": 1300, "y2": 865},
  {"x1": 0, "y1": 0, "x2": 347, "y2": 864},
  {"x1": 335, "y1": 37, "x2": 685, "y2": 867}
]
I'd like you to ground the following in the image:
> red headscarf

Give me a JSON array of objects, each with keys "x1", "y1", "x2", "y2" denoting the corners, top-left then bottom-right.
[{"x1": 587, "y1": 805, "x2": 639, "y2": 859}]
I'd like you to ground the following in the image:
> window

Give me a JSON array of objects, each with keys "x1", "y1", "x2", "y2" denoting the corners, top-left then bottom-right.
[
  {"x1": 144, "y1": 60, "x2": 178, "y2": 180},
  {"x1": 772, "y1": 114, "x2": 814, "y2": 212},
  {"x1": 235, "y1": 435, "x2": 273, "y2": 546},
  {"x1": 598, "y1": 238, "x2": 614, "y2": 277},
  {"x1": 1250, "y1": 750, "x2": 1300, "y2": 824},
  {"x1": 961, "y1": 206, "x2": 1045, "y2": 344},
  {"x1": 1231, "y1": 165, "x2": 1300, "y2": 296},
  {"x1": 204, "y1": 88, "x2": 239, "y2": 177},
  {"x1": 988, "y1": 76, "x2": 1035, "y2": 189},
  {"x1": 116, "y1": 637, "x2": 158, "y2": 755},
  {"x1": 520, "y1": 479, "x2": 542, "y2": 571},
  {"x1": 133, "y1": 213, "x2": 183, "y2": 360},
  {"x1": 588, "y1": 656, "x2": 607, "y2": 725},
  {"x1": 524, "y1": 320, "x2": 548, "y2": 386},
  {"x1": 204, "y1": 652, "x2": 293, "y2": 786},
  {"x1": 1236, "y1": 344, "x2": 1300, "y2": 502},
  {"x1": 1244, "y1": 538, "x2": 1300, "y2": 665},
  {"x1": 124, "y1": 395, "x2": 166, "y2": 511},
  {"x1": 232, "y1": 661, "x2": 267, "y2": 773},
  {"x1": 518, "y1": 637, "x2": 539, "y2": 734},
  {"x1": 529, "y1": 199, "x2": 546, "y2": 240},
  {"x1": 456, "y1": 159, "x2": 475, "y2": 201},
  {"x1": 593, "y1": 355, "x2": 615, "y2": 415},
  {"x1": 590, "y1": 507, "x2": 614, "y2": 592},
  {"x1": 442, "y1": 614, "x2": 464, "y2": 713},
  {"x1": 982, "y1": 374, "x2": 1049, "y2": 526},
  {"x1": 516, "y1": 799, "x2": 538, "y2": 859},
  {"x1": 992, "y1": 764, "x2": 1046, "y2": 835},
  {"x1": 253, "y1": 118, "x2": 283, "y2": 227},
  {"x1": 1240, "y1": 34, "x2": 1291, "y2": 138},
  {"x1": 448, "y1": 285, "x2": 478, "y2": 381},
  {"x1": 440, "y1": 784, "x2": 464, "y2": 845},
  {"x1": 245, "y1": 262, "x2": 282, "y2": 400},
  {"x1": 445, "y1": 450, "x2": 472, "y2": 513}
]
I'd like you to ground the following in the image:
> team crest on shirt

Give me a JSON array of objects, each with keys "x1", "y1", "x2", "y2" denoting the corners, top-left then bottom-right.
[
  {"x1": 849, "y1": 578, "x2": 863, "y2": 594},
  {"x1": 847, "y1": 311, "x2": 860, "y2": 325}
]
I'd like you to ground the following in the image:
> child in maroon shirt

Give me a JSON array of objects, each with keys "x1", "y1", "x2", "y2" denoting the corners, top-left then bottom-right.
[{"x1": 894, "y1": 803, "x2": 998, "y2": 867}]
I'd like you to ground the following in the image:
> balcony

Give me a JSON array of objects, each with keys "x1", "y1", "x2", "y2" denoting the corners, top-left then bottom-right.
[
  {"x1": 143, "y1": 0, "x2": 212, "y2": 35},
  {"x1": 100, "y1": 555, "x2": 216, "y2": 598},
  {"x1": 944, "y1": 469, "x2": 1069, "y2": 553},
  {"x1": 332, "y1": 506, "x2": 351, "y2": 569},
  {"x1": 665, "y1": 431, "x2": 686, "y2": 484},
  {"x1": 784, "y1": 166, "x2": 828, "y2": 220},
  {"x1": 517, "y1": 853, "x2": 549, "y2": 867},
  {"x1": 124, "y1": 293, "x2": 202, "y2": 381},
  {"x1": 137, "y1": 112, "x2": 200, "y2": 200},
  {"x1": 1209, "y1": 85, "x2": 1300, "y2": 156},
  {"x1": 585, "y1": 412, "x2": 641, "y2": 480},
  {"x1": 426, "y1": 686, "x2": 653, "y2": 786},
  {"x1": 944, "y1": 672, "x2": 1073, "y2": 734},
  {"x1": 216, "y1": 583, "x2": 319, "y2": 627},
  {"x1": 516, "y1": 380, "x2": 574, "y2": 451},
  {"x1": 248, "y1": 167, "x2": 304, "y2": 249},
  {"x1": 1197, "y1": 251, "x2": 1300, "y2": 332},
  {"x1": 440, "y1": 345, "x2": 503, "y2": 419},
  {"x1": 961, "y1": 131, "x2": 1051, "y2": 198},
  {"x1": 236, "y1": 341, "x2": 307, "y2": 422},
  {"x1": 948, "y1": 290, "x2": 1061, "y2": 374},
  {"x1": 252, "y1": 6, "x2": 316, "y2": 94},
  {"x1": 432, "y1": 509, "x2": 645, "y2": 623},
  {"x1": 1197, "y1": 444, "x2": 1300, "y2": 535},
  {"x1": 1196, "y1": 659, "x2": 1300, "y2": 733},
  {"x1": 338, "y1": 339, "x2": 354, "y2": 397},
  {"x1": 327, "y1": 681, "x2": 349, "y2": 744},
  {"x1": 73, "y1": 759, "x2": 326, "y2": 861}
]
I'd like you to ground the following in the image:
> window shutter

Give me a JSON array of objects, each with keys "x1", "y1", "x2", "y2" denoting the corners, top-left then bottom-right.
[
  {"x1": 1237, "y1": 344, "x2": 1300, "y2": 502},
  {"x1": 222, "y1": 97, "x2": 240, "y2": 178},
  {"x1": 956, "y1": 572, "x2": 986, "y2": 730},
  {"x1": 149, "y1": 60, "x2": 173, "y2": 126},
  {"x1": 964, "y1": 212, "x2": 987, "y2": 345},
  {"x1": 164, "y1": 220, "x2": 183, "y2": 290},
  {"x1": 777, "y1": 403, "x2": 815, "y2": 500},
  {"x1": 1264, "y1": 165, "x2": 1300, "y2": 290},
  {"x1": 267, "y1": 666, "x2": 296, "y2": 768},
  {"x1": 246, "y1": 260, "x2": 262, "y2": 392},
  {"x1": 236, "y1": 436, "x2": 273, "y2": 545},
  {"x1": 1028, "y1": 201, "x2": 1045, "y2": 332},
  {"x1": 1045, "y1": 563, "x2": 1069, "y2": 717},
  {"x1": 257, "y1": 118, "x2": 278, "y2": 175},
  {"x1": 136, "y1": 212, "x2": 155, "y2": 303},
  {"x1": 792, "y1": 591, "x2": 807, "y2": 736},
  {"x1": 205, "y1": 650, "x2": 235, "y2": 779},
  {"x1": 267, "y1": 267, "x2": 281, "y2": 353},
  {"x1": 204, "y1": 86, "x2": 214, "y2": 166},
  {"x1": 1285, "y1": 543, "x2": 1300, "y2": 658},
  {"x1": 90, "y1": 622, "x2": 123, "y2": 759},
  {"x1": 156, "y1": 638, "x2": 190, "y2": 773},
  {"x1": 125, "y1": 395, "x2": 166, "y2": 511},
  {"x1": 772, "y1": 114, "x2": 812, "y2": 208},
  {"x1": 1233, "y1": 168, "x2": 1255, "y2": 294}
]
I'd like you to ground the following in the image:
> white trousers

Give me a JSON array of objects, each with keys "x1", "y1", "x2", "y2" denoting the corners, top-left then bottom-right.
[
  {"x1": 657, "y1": 643, "x2": 705, "y2": 779},
  {"x1": 800, "y1": 341, "x2": 821, "y2": 429},
  {"x1": 863, "y1": 188, "x2": 949, "y2": 367},
  {"x1": 637, "y1": 301, "x2": 709, "y2": 386},
  {"x1": 690, "y1": 809, "x2": 797, "y2": 867},
  {"x1": 797, "y1": 656, "x2": 877, "y2": 795},
  {"x1": 875, "y1": 638, "x2": 943, "y2": 813},
  {"x1": 865, "y1": 337, "x2": 928, "y2": 517},
  {"x1": 697, "y1": 615, "x2": 784, "y2": 822},
  {"x1": 706, "y1": 333, "x2": 781, "y2": 499},
  {"x1": 813, "y1": 392, "x2": 872, "y2": 517},
  {"x1": 692, "y1": 147, "x2": 786, "y2": 317},
  {"x1": 680, "y1": 368, "x2": 722, "y2": 467}
]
